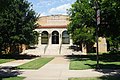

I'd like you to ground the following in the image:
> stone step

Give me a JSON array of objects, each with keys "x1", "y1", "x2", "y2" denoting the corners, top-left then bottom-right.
[
  {"x1": 21, "y1": 44, "x2": 86, "y2": 56},
  {"x1": 45, "y1": 45, "x2": 60, "y2": 54}
]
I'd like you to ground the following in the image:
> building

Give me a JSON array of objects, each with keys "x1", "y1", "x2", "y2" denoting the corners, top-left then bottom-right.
[{"x1": 35, "y1": 15, "x2": 107, "y2": 55}]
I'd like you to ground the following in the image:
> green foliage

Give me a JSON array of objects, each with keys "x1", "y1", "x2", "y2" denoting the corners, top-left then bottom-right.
[
  {"x1": 68, "y1": 0, "x2": 120, "y2": 51},
  {"x1": 99, "y1": 0, "x2": 120, "y2": 50},
  {"x1": 67, "y1": 0, "x2": 96, "y2": 45},
  {"x1": 0, "y1": 0, "x2": 39, "y2": 53}
]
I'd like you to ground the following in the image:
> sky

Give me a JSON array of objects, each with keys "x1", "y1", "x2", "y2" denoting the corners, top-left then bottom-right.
[{"x1": 27, "y1": 0, "x2": 76, "y2": 16}]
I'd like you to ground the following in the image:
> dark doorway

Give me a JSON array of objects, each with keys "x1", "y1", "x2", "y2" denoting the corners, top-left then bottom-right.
[{"x1": 52, "y1": 31, "x2": 59, "y2": 44}]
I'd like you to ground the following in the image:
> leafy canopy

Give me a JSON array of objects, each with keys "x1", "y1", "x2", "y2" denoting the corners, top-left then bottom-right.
[
  {"x1": 0, "y1": 0, "x2": 39, "y2": 53},
  {"x1": 68, "y1": 0, "x2": 120, "y2": 50},
  {"x1": 67, "y1": 0, "x2": 96, "y2": 44}
]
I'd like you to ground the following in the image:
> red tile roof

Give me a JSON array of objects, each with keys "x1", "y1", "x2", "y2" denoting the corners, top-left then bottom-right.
[{"x1": 37, "y1": 25, "x2": 67, "y2": 29}]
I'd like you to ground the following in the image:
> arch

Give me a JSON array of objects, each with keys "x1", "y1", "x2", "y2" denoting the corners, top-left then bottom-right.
[
  {"x1": 41, "y1": 31, "x2": 48, "y2": 44},
  {"x1": 62, "y1": 31, "x2": 70, "y2": 44},
  {"x1": 52, "y1": 31, "x2": 59, "y2": 44}
]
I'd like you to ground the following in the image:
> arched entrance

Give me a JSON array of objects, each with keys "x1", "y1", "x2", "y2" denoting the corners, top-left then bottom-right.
[
  {"x1": 41, "y1": 31, "x2": 48, "y2": 44},
  {"x1": 62, "y1": 31, "x2": 70, "y2": 44},
  {"x1": 52, "y1": 31, "x2": 59, "y2": 44}
]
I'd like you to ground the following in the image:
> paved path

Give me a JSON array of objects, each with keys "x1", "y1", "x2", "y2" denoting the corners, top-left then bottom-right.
[
  {"x1": 20, "y1": 57, "x2": 69, "y2": 80},
  {"x1": 20, "y1": 57, "x2": 106, "y2": 80},
  {"x1": 1, "y1": 57, "x2": 119, "y2": 80}
]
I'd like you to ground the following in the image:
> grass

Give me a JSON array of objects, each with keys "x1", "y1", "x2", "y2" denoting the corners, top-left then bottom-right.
[
  {"x1": 0, "y1": 54, "x2": 39, "y2": 64},
  {"x1": 1, "y1": 76, "x2": 25, "y2": 80},
  {"x1": 69, "y1": 54, "x2": 120, "y2": 70},
  {"x1": 69, "y1": 76, "x2": 120, "y2": 80},
  {"x1": 70, "y1": 60, "x2": 96, "y2": 70},
  {"x1": 69, "y1": 77, "x2": 99, "y2": 80},
  {"x1": 70, "y1": 60, "x2": 120, "y2": 70},
  {"x1": 0, "y1": 59, "x2": 14, "y2": 64},
  {"x1": 17, "y1": 57, "x2": 53, "y2": 69}
]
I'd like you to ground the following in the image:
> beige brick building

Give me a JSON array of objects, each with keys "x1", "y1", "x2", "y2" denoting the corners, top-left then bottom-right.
[{"x1": 35, "y1": 15, "x2": 107, "y2": 54}]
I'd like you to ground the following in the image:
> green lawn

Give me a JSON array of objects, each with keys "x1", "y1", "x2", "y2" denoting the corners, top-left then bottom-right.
[
  {"x1": 69, "y1": 55, "x2": 120, "y2": 70},
  {"x1": 69, "y1": 76, "x2": 120, "y2": 80},
  {"x1": 0, "y1": 59, "x2": 14, "y2": 64},
  {"x1": 1, "y1": 76, "x2": 25, "y2": 80},
  {"x1": 69, "y1": 78, "x2": 100, "y2": 80},
  {"x1": 17, "y1": 57, "x2": 53, "y2": 69},
  {"x1": 70, "y1": 60, "x2": 96, "y2": 70}
]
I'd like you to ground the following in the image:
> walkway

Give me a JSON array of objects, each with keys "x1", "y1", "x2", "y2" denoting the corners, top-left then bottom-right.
[
  {"x1": 20, "y1": 57, "x2": 69, "y2": 80},
  {"x1": 1, "y1": 57, "x2": 119, "y2": 80},
  {"x1": 20, "y1": 57, "x2": 105, "y2": 80}
]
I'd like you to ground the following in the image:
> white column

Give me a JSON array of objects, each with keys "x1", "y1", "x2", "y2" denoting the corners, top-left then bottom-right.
[
  {"x1": 82, "y1": 44, "x2": 87, "y2": 53},
  {"x1": 70, "y1": 38, "x2": 73, "y2": 45},
  {"x1": 38, "y1": 34, "x2": 41, "y2": 45},
  {"x1": 70, "y1": 34, "x2": 73, "y2": 45},
  {"x1": 49, "y1": 33, "x2": 52, "y2": 45},
  {"x1": 59, "y1": 33, "x2": 62, "y2": 45}
]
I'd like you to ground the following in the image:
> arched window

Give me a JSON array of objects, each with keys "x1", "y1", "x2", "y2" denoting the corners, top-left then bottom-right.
[
  {"x1": 62, "y1": 31, "x2": 70, "y2": 44},
  {"x1": 41, "y1": 31, "x2": 48, "y2": 44},
  {"x1": 52, "y1": 31, "x2": 59, "y2": 44}
]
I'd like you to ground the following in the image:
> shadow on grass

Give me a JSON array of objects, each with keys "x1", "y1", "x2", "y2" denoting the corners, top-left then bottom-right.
[
  {"x1": 66, "y1": 53, "x2": 120, "y2": 77},
  {"x1": 0, "y1": 66, "x2": 23, "y2": 80},
  {"x1": 66, "y1": 53, "x2": 120, "y2": 62},
  {"x1": 69, "y1": 75, "x2": 120, "y2": 80},
  {"x1": 66, "y1": 55, "x2": 96, "y2": 62},
  {"x1": 0, "y1": 54, "x2": 40, "y2": 60},
  {"x1": 84, "y1": 63, "x2": 120, "y2": 69},
  {"x1": 99, "y1": 75, "x2": 120, "y2": 80},
  {"x1": 99, "y1": 53, "x2": 120, "y2": 62}
]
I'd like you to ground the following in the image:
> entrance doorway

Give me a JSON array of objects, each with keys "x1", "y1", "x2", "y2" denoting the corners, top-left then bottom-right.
[{"x1": 52, "y1": 31, "x2": 59, "y2": 44}]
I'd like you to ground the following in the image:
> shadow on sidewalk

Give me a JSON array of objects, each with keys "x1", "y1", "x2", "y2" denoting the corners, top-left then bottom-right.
[
  {"x1": 96, "y1": 69, "x2": 120, "y2": 76},
  {"x1": 0, "y1": 66, "x2": 23, "y2": 80},
  {"x1": 94, "y1": 69, "x2": 120, "y2": 80}
]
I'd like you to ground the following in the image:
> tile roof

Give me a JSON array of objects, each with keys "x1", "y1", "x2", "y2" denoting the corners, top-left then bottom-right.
[{"x1": 37, "y1": 25, "x2": 67, "y2": 29}]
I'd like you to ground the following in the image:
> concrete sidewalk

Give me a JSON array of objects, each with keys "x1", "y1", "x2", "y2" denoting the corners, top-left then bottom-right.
[
  {"x1": 20, "y1": 57, "x2": 108, "y2": 80},
  {"x1": 1, "y1": 57, "x2": 119, "y2": 80},
  {"x1": 20, "y1": 57, "x2": 69, "y2": 80}
]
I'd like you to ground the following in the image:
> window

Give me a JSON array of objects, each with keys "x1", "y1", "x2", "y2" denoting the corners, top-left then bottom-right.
[
  {"x1": 41, "y1": 31, "x2": 48, "y2": 44},
  {"x1": 62, "y1": 31, "x2": 70, "y2": 44}
]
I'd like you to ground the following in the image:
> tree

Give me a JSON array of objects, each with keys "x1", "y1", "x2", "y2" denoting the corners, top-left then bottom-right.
[
  {"x1": 0, "y1": 0, "x2": 39, "y2": 54},
  {"x1": 100, "y1": 0, "x2": 120, "y2": 51},
  {"x1": 67, "y1": 0, "x2": 96, "y2": 51},
  {"x1": 68, "y1": 0, "x2": 120, "y2": 52}
]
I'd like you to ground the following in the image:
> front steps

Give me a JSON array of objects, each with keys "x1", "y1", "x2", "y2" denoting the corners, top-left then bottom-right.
[{"x1": 21, "y1": 44, "x2": 86, "y2": 56}]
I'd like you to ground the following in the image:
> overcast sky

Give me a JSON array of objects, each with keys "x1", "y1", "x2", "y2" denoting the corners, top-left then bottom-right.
[{"x1": 27, "y1": 0, "x2": 76, "y2": 16}]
